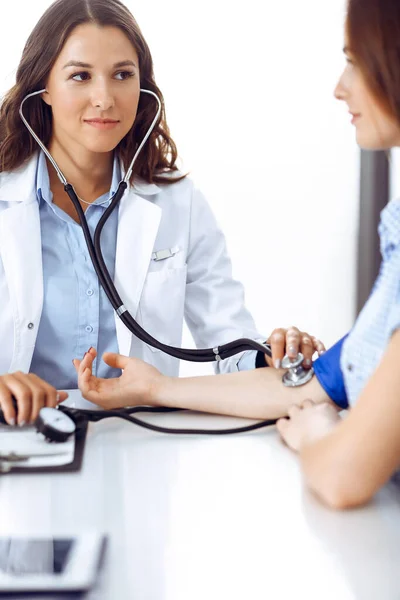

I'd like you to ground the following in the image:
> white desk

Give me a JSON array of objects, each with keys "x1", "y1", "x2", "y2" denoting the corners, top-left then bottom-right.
[{"x1": 0, "y1": 407, "x2": 400, "y2": 600}]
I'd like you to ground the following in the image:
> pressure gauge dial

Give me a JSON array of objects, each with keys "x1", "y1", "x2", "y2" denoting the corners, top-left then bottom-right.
[{"x1": 34, "y1": 407, "x2": 76, "y2": 443}]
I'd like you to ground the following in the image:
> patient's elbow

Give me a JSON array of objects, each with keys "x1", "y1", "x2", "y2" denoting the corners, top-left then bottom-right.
[
  {"x1": 314, "y1": 480, "x2": 373, "y2": 510},
  {"x1": 304, "y1": 461, "x2": 375, "y2": 510}
]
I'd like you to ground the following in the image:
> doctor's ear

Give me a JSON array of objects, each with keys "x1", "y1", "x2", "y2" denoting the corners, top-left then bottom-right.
[{"x1": 41, "y1": 90, "x2": 52, "y2": 106}]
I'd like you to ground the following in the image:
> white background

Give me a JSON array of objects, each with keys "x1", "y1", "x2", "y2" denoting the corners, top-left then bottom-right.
[{"x1": 0, "y1": 0, "x2": 362, "y2": 376}]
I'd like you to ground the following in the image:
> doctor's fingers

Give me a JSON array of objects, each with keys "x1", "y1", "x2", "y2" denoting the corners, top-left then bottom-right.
[
  {"x1": 311, "y1": 336, "x2": 326, "y2": 356},
  {"x1": 285, "y1": 326, "x2": 302, "y2": 359},
  {"x1": 300, "y1": 334, "x2": 314, "y2": 368},
  {"x1": 0, "y1": 374, "x2": 36, "y2": 425},
  {"x1": 0, "y1": 380, "x2": 19, "y2": 425},
  {"x1": 0, "y1": 374, "x2": 38, "y2": 425},
  {"x1": 75, "y1": 350, "x2": 99, "y2": 395},
  {"x1": 11, "y1": 372, "x2": 64, "y2": 424},
  {"x1": 73, "y1": 347, "x2": 97, "y2": 375},
  {"x1": 25, "y1": 372, "x2": 67, "y2": 407},
  {"x1": 267, "y1": 328, "x2": 287, "y2": 368}
]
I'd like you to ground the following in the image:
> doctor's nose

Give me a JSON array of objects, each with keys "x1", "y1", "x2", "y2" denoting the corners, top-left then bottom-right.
[{"x1": 90, "y1": 83, "x2": 115, "y2": 111}]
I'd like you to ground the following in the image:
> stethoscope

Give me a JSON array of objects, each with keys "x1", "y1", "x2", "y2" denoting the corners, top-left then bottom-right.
[{"x1": 16, "y1": 88, "x2": 314, "y2": 443}]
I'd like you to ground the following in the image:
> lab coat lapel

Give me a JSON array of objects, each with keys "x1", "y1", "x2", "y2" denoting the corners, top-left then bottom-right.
[
  {"x1": 0, "y1": 199, "x2": 43, "y2": 372},
  {"x1": 114, "y1": 187, "x2": 161, "y2": 356}
]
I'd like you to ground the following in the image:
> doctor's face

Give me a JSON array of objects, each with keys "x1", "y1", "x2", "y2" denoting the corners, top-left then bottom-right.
[
  {"x1": 42, "y1": 23, "x2": 140, "y2": 155},
  {"x1": 334, "y1": 45, "x2": 400, "y2": 150}
]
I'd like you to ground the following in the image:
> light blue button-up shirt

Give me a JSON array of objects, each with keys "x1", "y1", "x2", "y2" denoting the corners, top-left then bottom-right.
[
  {"x1": 30, "y1": 151, "x2": 122, "y2": 389},
  {"x1": 341, "y1": 198, "x2": 400, "y2": 406}
]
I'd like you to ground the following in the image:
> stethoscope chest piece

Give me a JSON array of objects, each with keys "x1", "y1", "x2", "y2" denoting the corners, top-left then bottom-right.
[
  {"x1": 34, "y1": 407, "x2": 77, "y2": 443},
  {"x1": 281, "y1": 353, "x2": 314, "y2": 388}
]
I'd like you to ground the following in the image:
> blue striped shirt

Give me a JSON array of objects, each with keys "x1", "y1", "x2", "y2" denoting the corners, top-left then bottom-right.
[{"x1": 341, "y1": 198, "x2": 400, "y2": 406}]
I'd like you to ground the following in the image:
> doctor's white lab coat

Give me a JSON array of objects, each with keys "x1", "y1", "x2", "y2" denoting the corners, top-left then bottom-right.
[{"x1": 0, "y1": 154, "x2": 264, "y2": 377}]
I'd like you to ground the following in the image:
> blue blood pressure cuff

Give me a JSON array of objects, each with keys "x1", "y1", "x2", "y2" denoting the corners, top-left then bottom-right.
[
  {"x1": 313, "y1": 334, "x2": 349, "y2": 409},
  {"x1": 255, "y1": 334, "x2": 349, "y2": 410}
]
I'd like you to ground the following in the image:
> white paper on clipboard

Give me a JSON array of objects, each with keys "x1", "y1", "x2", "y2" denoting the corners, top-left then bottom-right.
[{"x1": 0, "y1": 426, "x2": 75, "y2": 469}]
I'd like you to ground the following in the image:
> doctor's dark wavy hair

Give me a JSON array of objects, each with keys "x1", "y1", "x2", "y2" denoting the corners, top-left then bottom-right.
[
  {"x1": 0, "y1": 0, "x2": 185, "y2": 185},
  {"x1": 346, "y1": 0, "x2": 400, "y2": 124}
]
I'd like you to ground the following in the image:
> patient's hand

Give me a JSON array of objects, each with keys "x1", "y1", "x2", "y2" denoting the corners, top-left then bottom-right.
[
  {"x1": 266, "y1": 326, "x2": 325, "y2": 369},
  {"x1": 276, "y1": 399, "x2": 340, "y2": 452},
  {"x1": 73, "y1": 348, "x2": 164, "y2": 409}
]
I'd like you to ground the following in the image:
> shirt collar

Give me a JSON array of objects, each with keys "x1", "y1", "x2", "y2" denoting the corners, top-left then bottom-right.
[
  {"x1": 35, "y1": 150, "x2": 52, "y2": 206},
  {"x1": 36, "y1": 150, "x2": 122, "y2": 207},
  {"x1": 0, "y1": 151, "x2": 161, "y2": 203}
]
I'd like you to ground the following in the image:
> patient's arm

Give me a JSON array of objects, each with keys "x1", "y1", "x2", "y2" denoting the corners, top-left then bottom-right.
[
  {"x1": 156, "y1": 364, "x2": 333, "y2": 419},
  {"x1": 281, "y1": 329, "x2": 400, "y2": 509},
  {"x1": 74, "y1": 349, "x2": 333, "y2": 419}
]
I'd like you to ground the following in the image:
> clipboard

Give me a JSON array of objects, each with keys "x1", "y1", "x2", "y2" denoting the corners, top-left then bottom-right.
[{"x1": 0, "y1": 419, "x2": 89, "y2": 476}]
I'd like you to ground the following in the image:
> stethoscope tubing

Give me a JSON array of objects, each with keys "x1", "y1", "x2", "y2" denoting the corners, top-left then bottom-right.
[
  {"x1": 20, "y1": 88, "x2": 273, "y2": 364},
  {"x1": 15, "y1": 87, "x2": 313, "y2": 441},
  {"x1": 60, "y1": 404, "x2": 279, "y2": 436}
]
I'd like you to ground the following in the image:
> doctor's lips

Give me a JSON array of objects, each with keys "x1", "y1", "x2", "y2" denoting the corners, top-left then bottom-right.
[{"x1": 84, "y1": 118, "x2": 120, "y2": 130}]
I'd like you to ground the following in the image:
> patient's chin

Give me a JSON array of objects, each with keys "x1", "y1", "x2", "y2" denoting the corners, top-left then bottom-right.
[{"x1": 356, "y1": 129, "x2": 397, "y2": 151}]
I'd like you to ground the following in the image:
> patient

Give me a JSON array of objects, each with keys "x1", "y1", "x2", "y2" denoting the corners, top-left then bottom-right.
[{"x1": 75, "y1": 0, "x2": 400, "y2": 511}]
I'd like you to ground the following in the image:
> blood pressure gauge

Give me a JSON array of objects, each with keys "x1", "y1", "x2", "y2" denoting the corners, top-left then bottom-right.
[{"x1": 34, "y1": 407, "x2": 77, "y2": 443}]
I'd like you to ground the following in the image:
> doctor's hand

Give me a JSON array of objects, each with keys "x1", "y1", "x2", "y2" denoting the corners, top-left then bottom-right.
[
  {"x1": 265, "y1": 326, "x2": 325, "y2": 369},
  {"x1": 0, "y1": 373, "x2": 68, "y2": 426},
  {"x1": 73, "y1": 348, "x2": 163, "y2": 409}
]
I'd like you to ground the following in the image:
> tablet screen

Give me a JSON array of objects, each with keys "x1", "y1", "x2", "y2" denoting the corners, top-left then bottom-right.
[
  {"x1": 0, "y1": 538, "x2": 74, "y2": 575},
  {"x1": 0, "y1": 534, "x2": 105, "y2": 592}
]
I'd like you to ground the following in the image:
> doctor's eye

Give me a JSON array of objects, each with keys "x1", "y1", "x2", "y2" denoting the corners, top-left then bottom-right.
[
  {"x1": 71, "y1": 71, "x2": 91, "y2": 82},
  {"x1": 115, "y1": 71, "x2": 136, "y2": 81}
]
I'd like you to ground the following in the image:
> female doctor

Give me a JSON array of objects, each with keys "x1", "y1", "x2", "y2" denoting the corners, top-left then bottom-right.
[
  {"x1": 75, "y1": 0, "x2": 400, "y2": 510},
  {"x1": 0, "y1": 0, "x2": 323, "y2": 426}
]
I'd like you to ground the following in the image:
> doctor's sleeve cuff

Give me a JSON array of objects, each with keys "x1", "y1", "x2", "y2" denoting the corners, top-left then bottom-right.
[
  {"x1": 313, "y1": 334, "x2": 349, "y2": 410},
  {"x1": 237, "y1": 350, "x2": 258, "y2": 371},
  {"x1": 237, "y1": 350, "x2": 269, "y2": 371},
  {"x1": 256, "y1": 351, "x2": 268, "y2": 369}
]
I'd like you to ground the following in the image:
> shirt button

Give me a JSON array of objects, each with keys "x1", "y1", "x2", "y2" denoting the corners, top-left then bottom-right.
[
  {"x1": 27, "y1": 322, "x2": 34, "y2": 330},
  {"x1": 85, "y1": 325, "x2": 93, "y2": 333},
  {"x1": 86, "y1": 289, "x2": 94, "y2": 296},
  {"x1": 347, "y1": 363, "x2": 354, "y2": 372}
]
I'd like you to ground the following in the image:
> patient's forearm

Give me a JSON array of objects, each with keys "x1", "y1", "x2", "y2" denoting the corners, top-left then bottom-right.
[{"x1": 154, "y1": 368, "x2": 330, "y2": 419}]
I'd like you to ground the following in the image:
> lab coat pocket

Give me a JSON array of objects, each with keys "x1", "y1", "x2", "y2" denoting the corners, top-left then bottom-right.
[{"x1": 139, "y1": 265, "x2": 188, "y2": 352}]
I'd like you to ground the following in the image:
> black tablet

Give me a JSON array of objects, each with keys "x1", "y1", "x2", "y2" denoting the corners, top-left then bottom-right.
[{"x1": 0, "y1": 533, "x2": 106, "y2": 593}]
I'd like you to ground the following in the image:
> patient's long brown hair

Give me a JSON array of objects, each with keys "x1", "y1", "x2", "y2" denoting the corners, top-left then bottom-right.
[
  {"x1": 346, "y1": 0, "x2": 400, "y2": 124},
  {"x1": 0, "y1": 0, "x2": 185, "y2": 186}
]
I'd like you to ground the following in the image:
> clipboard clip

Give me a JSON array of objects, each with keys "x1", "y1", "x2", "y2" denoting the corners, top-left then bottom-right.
[{"x1": 0, "y1": 451, "x2": 69, "y2": 473}]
